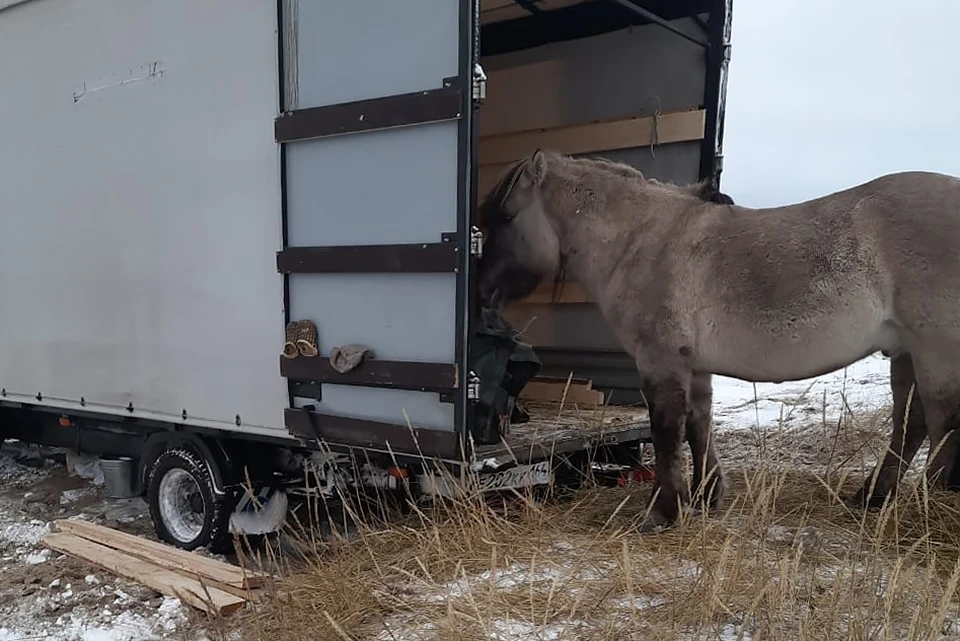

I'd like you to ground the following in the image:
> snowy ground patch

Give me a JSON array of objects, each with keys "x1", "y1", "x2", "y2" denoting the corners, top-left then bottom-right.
[
  {"x1": 0, "y1": 441, "x2": 214, "y2": 641},
  {"x1": 711, "y1": 352, "x2": 890, "y2": 433}
]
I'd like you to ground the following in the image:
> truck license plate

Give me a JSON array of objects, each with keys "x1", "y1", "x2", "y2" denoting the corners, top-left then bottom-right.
[{"x1": 476, "y1": 460, "x2": 552, "y2": 492}]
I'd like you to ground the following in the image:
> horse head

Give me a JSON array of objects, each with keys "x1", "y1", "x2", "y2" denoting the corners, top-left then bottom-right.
[
  {"x1": 476, "y1": 149, "x2": 562, "y2": 309},
  {"x1": 475, "y1": 149, "x2": 735, "y2": 309}
]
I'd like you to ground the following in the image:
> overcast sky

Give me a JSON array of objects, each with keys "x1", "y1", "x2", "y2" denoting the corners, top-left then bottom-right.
[{"x1": 720, "y1": 0, "x2": 959, "y2": 208}]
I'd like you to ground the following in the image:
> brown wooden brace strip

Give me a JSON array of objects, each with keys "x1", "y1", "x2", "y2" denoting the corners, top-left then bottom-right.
[
  {"x1": 275, "y1": 84, "x2": 462, "y2": 143},
  {"x1": 277, "y1": 241, "x2": 459, "y2": 274},
  {"x1": 280, "y1": 356, "x2": 458, "y2": 392},
  {"x1": 277, "y1": 242, "x2": 459, "y2": 274}
]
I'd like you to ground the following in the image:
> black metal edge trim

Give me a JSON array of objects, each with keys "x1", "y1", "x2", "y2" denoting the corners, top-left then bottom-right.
[
  {"x1": 274, "y1": 82, "x2": 464, "y2": 143},
  {"x1": 275, "y1": 0, "x2": 296, "y2": 410},
  {"x1": 512, "y1": 0, "x2": 543, "y2": 16},
  {"x1": 276, "y1": 240, "x2": 459, "y2": 274},
  {"x1": 607, "y1": 0, "x2": 708, "y2": 47},
  {"x1": 480, "y1": 0, "x2": 711, "y2": 57},
  {"x1": 454, "y1": 0, "x2": 480, "y2": 459},
  {"x1": 280, "y1": 356, "x2": 459, "y2": 393},
  {"x1": 284, "y1": 408, "x2": 461, "y2": 460},
  {"x1": 0, "y1": 400, "x2": 309, "y2": 450},
  {"x1": 698, "y1": 0, "x2": 732, "y2": 185}
]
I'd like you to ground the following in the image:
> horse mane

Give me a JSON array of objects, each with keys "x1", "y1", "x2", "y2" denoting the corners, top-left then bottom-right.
[
  {"x1": 574, "y1": 155, "x2": 735, "y2": 205},
  {"x1": 478, "y1": 158, "x2": 526, "y2": 229}
]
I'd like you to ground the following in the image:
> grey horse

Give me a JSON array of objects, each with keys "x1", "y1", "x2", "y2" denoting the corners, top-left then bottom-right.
[{"x1": 476, "y1": 149, "x2": 960, "y2": 532}]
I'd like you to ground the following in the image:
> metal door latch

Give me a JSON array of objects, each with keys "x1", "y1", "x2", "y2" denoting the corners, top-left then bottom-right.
[
  {"x1": 469, "y1": 226, "x2": 483, "y2": 257},
  {"x1": 467, "y1": 371, "x2": 481, "y2": 401},
  {"x1": 472, "y1": 63, "x2": 487, "y2": 105}
]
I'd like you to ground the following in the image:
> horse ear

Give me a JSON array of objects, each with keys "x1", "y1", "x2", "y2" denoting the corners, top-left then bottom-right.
[{"x1": 530, "y1": 149, "x2": 548, "y2": 186}]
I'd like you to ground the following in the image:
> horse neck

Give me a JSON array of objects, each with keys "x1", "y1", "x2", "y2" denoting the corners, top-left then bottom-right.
[{"x1": 539, "y1": 167, "x2": 668, "y2": 299}]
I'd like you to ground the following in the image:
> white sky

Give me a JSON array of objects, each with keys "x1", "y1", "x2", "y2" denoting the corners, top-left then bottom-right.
[{"x1": 721, "y1": 0, "x2": 960, "y2": 208}]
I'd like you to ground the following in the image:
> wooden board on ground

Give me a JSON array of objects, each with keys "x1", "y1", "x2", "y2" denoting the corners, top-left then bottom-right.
[
  {"x1": 42, "y1": 532, "x2": 248, "y2": 616},
  {"x1": 54, "y1": 518, "x2": 267, "y2": 590}
]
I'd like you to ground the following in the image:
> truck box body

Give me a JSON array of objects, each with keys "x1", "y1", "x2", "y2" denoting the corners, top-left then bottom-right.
[{"x1": 0, "y1": 0, "x2": 730, "y2": 477}]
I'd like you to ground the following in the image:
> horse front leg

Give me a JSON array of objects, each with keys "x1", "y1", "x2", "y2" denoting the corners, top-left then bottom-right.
[
  {"x1": 687, "y1": 372, "x2": 725, "y2": 511},
  {"x1": 638, "y1": 374, "x2": 691, "y2": 533}
]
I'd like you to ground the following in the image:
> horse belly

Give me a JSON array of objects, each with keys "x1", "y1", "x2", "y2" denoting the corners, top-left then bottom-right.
[{"x1": 696, "y1": 303, "x2": 897, "y2": 383}]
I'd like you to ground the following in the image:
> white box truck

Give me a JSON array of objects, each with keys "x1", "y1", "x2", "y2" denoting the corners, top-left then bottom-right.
[{"x1": 0, "y1": 0, "x2": 732, "y2": 551}]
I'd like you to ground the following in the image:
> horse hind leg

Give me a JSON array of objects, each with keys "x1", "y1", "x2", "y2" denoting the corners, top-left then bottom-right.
[
  {"x1": 901, "y1": 349, "x2": 960, "y2": 492},
  {"x1": 849, "y1": 353, "x2": 926, "y2": 509},
  {"x1": 686, "y1": 372, "x2": 725, "y2": 511}
]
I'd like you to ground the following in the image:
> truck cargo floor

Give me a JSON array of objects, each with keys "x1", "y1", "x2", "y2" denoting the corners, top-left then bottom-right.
[{"x1": 472, "y1": 401, "x2": 651, "y2": 466}]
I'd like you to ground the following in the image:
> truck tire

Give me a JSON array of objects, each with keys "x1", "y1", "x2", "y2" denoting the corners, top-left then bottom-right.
[{"x1": 146, "y1": 447, "x2": 232, "y2": 552}]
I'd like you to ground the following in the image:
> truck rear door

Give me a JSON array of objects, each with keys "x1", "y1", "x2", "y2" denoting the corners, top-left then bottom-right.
[{"x1": 274, "y1": 0, "x2": 480, "y2": 460}]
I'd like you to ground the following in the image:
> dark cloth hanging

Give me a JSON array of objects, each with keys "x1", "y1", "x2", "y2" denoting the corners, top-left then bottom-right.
[{"x1": 469, "y1": 306, "x2": 542, "y2": 445}]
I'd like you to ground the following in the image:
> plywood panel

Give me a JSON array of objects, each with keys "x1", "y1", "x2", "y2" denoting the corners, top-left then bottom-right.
[
  {"x1": 476, "y1": 110, "x2": 705, "y2": 197},
  {"x1": 482, "y1": 108, "x2": 704, "y2": 166},
  {"x1": 479, "y1": 19, "x2": 707, "y2": 150}
]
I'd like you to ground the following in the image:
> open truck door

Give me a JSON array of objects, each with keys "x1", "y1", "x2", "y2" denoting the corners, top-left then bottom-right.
[{"x1": 274, "y1": 0, "x2": 482, "y2": 462}]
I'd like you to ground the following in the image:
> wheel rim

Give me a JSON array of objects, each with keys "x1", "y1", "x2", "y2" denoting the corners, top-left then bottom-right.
[{"x1": 157, "y1": 468, "x2": 206, "y2": 544}]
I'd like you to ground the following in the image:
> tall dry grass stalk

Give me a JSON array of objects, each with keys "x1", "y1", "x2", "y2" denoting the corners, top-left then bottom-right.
[{"x1": 224, "y1": 396, "x2": 960, "y2": 641}]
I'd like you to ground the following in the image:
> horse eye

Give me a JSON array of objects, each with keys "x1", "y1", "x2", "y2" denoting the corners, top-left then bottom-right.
[{"x1": 500, "y1": 208, "x2": 519, "y2": 222}]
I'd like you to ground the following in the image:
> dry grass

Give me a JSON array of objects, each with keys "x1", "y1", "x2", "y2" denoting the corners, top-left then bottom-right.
[{"x1": 228, "y1": 398, "x2": 960, "y2": 641}]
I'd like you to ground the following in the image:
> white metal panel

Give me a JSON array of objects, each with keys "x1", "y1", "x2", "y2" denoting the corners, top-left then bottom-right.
[
  {"x1": 293, "y1": 387, "x2": 456, "y2": 432},
  {"x1": 285, "y1": 121, "x2": 460, "y2": 247},
  {"x1": 291, "y1": 0, "x2": 460, "y2": 109},
  {"x1": 288, "y1": 273, "x2": 457, "y2": 363},
  {"x1": 0, "y1": 0, "x2": 291, "y2": 435}
]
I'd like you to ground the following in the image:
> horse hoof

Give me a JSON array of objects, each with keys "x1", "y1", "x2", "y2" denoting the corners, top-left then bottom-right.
[
  {"x1": 637, "y1": 516, "x2": 672, "y2": 534},
  {"x1": 683, "y1": 505, "x2": 704, "y2": 518},
  {"x1": 845, "y1": 490, "x2": 886, "y2": 511}
]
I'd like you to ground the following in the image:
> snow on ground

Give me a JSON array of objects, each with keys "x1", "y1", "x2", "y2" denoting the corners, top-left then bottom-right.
[
  {"x1": 0, "y1": 441, "x2": 212, "y2": 641},
  {"x1": 372, "y1": 548, "x2": 751, "y2": 641},
  {"x1": 711, "y1": 352, "x2": 891, "y2": 433}
]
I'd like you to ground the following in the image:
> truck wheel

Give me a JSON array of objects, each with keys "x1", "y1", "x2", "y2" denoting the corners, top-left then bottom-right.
[{"x1": 146, "y1": 447, "x2": 232, "y2": 552}]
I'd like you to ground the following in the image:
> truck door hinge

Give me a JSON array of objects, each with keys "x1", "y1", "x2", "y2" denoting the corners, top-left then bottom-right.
[
  {"x1": 469, "y1": 226, "x2": 483, "y2": 258},
  {"x1": 467, "y1": 371, "x2": 481, "y2": 401},
  {"x1": 472, "y1": 63, "x2": 487, "y2": 105}
]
